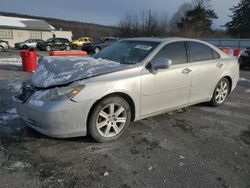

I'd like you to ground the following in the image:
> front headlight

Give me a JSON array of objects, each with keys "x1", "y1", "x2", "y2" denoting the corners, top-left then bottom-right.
[{"x1": 33, "y1": 85, "x2": 85, "y2": 101}]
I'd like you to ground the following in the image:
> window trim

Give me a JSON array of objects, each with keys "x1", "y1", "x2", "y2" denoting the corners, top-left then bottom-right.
[
  {"x1": 148, "y1": 41, "x2": 189, "y2": 67},
  {"x1": 187, "y1": 41, "x2": 221, "y2": 63}
]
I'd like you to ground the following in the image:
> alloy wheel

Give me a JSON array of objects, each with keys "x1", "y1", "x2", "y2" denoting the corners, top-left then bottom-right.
[
  {"x1": 215, "y1": 81, "x2": 228, "y2": 104},
  {"x1": 96, "y1": 103, "x2": 127, "y2": 138}
]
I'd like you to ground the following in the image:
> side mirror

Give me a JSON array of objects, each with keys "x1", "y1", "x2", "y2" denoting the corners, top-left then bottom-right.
[{"x1": 151, "y1": 58, "x2": 172, "y2": 71}]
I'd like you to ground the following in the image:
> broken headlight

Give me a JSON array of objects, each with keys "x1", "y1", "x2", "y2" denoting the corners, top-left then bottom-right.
[{"x1": 33, "y1": 85, "x2": 85, "y2": 101}]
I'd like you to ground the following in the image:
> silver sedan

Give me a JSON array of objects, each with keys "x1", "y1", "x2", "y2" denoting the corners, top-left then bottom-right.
[{"x1": 16, "y1": 38, "x2": 239, "y2": 142}]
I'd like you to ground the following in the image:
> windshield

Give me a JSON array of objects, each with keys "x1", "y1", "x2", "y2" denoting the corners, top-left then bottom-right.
[
  {"x1": 47, "y1": 38, "x2": 54, "y2": 42},
  {"x1": 92, "y1": 38, "x2": 103, "y2": 43},
  {"x1": 94, "y1": 40, "x2": 159, "y2": 64}
]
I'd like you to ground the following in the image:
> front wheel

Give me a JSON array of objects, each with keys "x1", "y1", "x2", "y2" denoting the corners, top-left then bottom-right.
[
  {"x1": 65, "y1": 45, "x2": 71, "y2": 51},
  {"x1": 88, "y1": 96, "x2": 131, "y2": 142},
  {"x1": 209, "y1": 78, "x2": 230, "y2": 107},
  {"x1": 23, "y1": 45, "x2": 28, "y2": 49}
]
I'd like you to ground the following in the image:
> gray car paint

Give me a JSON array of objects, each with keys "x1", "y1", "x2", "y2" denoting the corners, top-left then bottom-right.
[{"x1": 17, "y1": 37, "x2": 239, "y2": 138}]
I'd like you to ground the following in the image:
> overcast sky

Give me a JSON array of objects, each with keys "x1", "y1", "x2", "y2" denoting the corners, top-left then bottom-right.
[{"x1": 0, "y1": 0, "x2": 240, "y2": 28}]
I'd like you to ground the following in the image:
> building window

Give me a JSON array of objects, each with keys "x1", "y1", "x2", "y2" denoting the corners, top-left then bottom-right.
[
  {"x1": 0, "y1": 29, "x2": 13, "y2": 39},
  {"x1": 29, "y1": 31, "x2": 42, "y2": 39}
]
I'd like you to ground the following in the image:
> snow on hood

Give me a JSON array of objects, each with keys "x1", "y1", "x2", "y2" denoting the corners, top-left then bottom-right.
[{"x1": 31, "y1": 56, "x2": 129, "y2": 88}]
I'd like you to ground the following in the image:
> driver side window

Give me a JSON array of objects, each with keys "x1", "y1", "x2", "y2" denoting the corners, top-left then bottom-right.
[{"x1": 152, "y1": 42, "x2": 188, "y2": 65}]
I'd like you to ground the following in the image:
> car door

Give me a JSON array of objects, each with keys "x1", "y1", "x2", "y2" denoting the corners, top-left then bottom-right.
[
  {"x1": 187, "y1": 41, "x2": 225, "y2": 103},
  {"x1": 141, "y1": 42, "x2": 192, "y2": 116},
  {"x1": 29, "y1": 40, "x2": 37, "y2": 48},
  {"x1": 54, "y1": 38, "x2": 63, "y2": 49}
]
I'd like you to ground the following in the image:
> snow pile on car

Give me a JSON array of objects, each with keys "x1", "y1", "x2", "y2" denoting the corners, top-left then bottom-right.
[{"x1": 31, "y1": 56, "x2": 128, "y2": 88}]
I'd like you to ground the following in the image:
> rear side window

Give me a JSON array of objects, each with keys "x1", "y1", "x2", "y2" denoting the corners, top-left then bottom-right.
[
  {"x1": 189, "y1": 42, "x2": 218, "y2": 62},
  {"x1": 212, "y1": 50, "x2": 220, "y2": 59},
  {"x1": 152, "y1": 42, "x2": 188, "y2": 65}
]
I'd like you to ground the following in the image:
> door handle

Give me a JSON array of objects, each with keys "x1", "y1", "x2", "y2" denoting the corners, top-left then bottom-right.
[
  {"x1": 182, "y1": 68, "x2": 192, "y2": 74},
  {"x1": 216, "y1": 63, "x2": 224, "y2": 68}
]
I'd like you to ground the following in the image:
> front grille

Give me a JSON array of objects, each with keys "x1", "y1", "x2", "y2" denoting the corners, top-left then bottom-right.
[{"x1": 17, "y1": 83, "x2": 36, "y2": 103}]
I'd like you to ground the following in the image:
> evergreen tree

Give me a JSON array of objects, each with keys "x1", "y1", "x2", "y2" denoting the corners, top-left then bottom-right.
[
  {"x1": 226, "y1": 0, "x2": 250, "y2": 38},
  {"x1": 177, "y1": 0, "x2": 218, "y2": 37}
]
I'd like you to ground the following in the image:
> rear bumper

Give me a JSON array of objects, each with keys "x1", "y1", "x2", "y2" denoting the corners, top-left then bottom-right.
[{"x1": 16, "y1": 98, "x2": 94, "y2": 138}]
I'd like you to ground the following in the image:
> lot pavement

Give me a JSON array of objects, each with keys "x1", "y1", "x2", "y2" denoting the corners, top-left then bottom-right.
[{"x1": 0, "y1": 54, "x2": 249, "y2": 188}]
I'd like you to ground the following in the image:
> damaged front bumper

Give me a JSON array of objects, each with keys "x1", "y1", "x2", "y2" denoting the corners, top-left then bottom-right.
[{"x1": 16, "y1": 97, "x2": 94, "y2": 138}]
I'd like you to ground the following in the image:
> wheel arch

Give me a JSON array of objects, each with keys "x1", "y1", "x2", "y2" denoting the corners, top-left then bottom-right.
[
  {"x1": 223, "y1": 75, "x2": 232, "y2": 93},
  {"x1": 87, "y1": 92, "x2": 136, "y2": 128}
]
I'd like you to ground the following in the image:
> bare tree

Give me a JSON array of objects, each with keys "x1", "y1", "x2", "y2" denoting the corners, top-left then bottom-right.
[{"x1": 116, "y1": 10, "x2": 169, "y2": 37}]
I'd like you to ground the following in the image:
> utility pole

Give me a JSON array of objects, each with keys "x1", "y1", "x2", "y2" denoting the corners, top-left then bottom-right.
[{"x1": 148, "y1": 10, "x2": 152, "y2": 36}]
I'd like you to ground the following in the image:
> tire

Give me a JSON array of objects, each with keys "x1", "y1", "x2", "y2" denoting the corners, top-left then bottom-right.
[
  {"x1": 88, "y1": 96, "x2": 131, "y2": 142},
  {"x1": 94, "y1": 47, "x2": 100, "y2": 54},
  {"x1": 65, "y1": 45, "x2": 71, "y2": 51},
  {"x1": 23, "y1": 45, "x2": 28, "y2": 49},
  {"x1": 0, "y1": 46, "x2": 3, "y2": 52},
  {"x1": 72, "y1": 44, "x2": 77, "y2": 49},
  {"x1": 209, "y1": 78, "x2": 230, "y2": 107},
  {"x1": 45, "y1": 46, "x2": 51, "y2": 51}
]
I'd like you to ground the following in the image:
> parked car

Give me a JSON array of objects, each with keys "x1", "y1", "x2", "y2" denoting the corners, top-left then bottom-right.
[
  {"x1": 0, "y1": 40, "x2": 10, "y2": 52},
  {"x1": 16, "y1": 38, "x2": 239, "y2": 142},
  {"x1": 72, "y1": 37, "x2": 92, "y2": 49},
  {"x1": 239, "y1": 47, "x2": 250, "y2": 69},
  {"x1": 36, "y1": 38, "x2": 71, "y2": 51},
  {"x1": 15, "y1": 39, "x2": 44, "y2": 49},
  {"x1": 82, "y1": 37, "x2": 118, "y2": 54}
]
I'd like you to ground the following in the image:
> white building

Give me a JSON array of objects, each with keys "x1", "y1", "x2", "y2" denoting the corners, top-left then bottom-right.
[{"x1": 0, "y1": 16, "x2": 72, "y2": 47}]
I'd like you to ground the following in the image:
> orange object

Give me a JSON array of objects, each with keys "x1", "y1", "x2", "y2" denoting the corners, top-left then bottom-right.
[
  {"x1": 49, "y1": 51, "x2": 88, "y2": 56},
  {"x1": 20, "y1": 50, "x2": 37, "y2": 72},
  {"x1": 219, "y1": 47, "x2": 231, "y2": 55},
  {"x1": 233, "y1": 49, "x2": 240, "y2": 57}
]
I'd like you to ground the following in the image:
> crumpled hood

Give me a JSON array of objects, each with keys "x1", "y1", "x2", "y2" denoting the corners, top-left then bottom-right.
[{"x1": 31, "y1": 56, "x2": 129, "y2": 88}]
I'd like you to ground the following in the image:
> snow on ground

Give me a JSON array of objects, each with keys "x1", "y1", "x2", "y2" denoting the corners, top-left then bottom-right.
[
  {"x1": 0, "y1": 108, "x2": 20, "y2": 124},
  {"x1": 6, "y1": 161, "x2": 31, "y2": 171},
  {"x1": 0, "y1": 57, "x2": 22, "y2": 66},
  {"x1": 7, "y1": 79, "x2": 22, "y2": 94},
  {"x1": 239, "y1": 77, "x2": 250, "y2": 82}
]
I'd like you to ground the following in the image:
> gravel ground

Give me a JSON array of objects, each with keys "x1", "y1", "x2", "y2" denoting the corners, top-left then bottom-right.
[{"x1": 0, "y1": 58, "x2": 249, "y2": 188}]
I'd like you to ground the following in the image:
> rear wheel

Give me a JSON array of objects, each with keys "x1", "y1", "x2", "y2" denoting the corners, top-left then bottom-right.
[
  {"x1": 94, "y1": 47, "x2": 100, "y2": 54},
  {"x1": 45, "y1": 46, "x2": 51, "y2": 51},
  {"x1": 72, "y1": 44, "x2": 77, "y2": 49},
  {"x1": 209, "y1": 78, "x2": 230, "y2": 107},
  {"x1": 88, "y1": 96, "x2": 131, "y2": 142}
]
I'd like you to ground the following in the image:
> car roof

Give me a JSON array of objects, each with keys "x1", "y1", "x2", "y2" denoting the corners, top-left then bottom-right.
[{"x1": 122, "y1": 37, "x2": 206, "y2": 43}]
